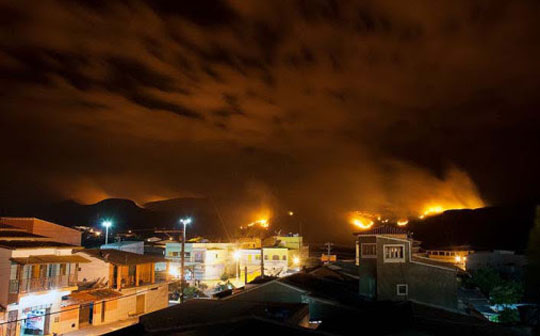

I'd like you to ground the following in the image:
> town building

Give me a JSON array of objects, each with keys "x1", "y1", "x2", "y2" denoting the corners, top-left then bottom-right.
[
  {"x1": 101, "y1": 241, "x2": 145, "y2": 255},
  {"x1": 166, "y1": 242, "x2": 236, "y2": 282},
  {"x1": 237, "y1": 247, "x2": 289, "y2": 279},
  {"x1": 423, "y1": 246, "x2": 474, "y2": 270},
  {"x1": 165, "y1": 236, "x2": 305, "y2": 286},
  {"x1": 72, "y1": 249, "x2": 170, "y2": 329},
  {"x1": 354, "y1": 225, "x2": 459, "y2": 310},
  {"x1": 466, "y1": 250, "x2": 527, "y2": 278},
  {"x1": 0, "y1": 223, "x2": 89, "y2": 336},
  {"x1": 272, "y1": 234, "x2": 309, "y2": 268}
]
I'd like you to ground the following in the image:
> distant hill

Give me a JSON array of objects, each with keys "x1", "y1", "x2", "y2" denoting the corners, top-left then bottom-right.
[
  {"x1": 2, "y1": 197, "x2": 537, "y2": 251},
  {"x1": 408, "y1": 203, "x2": 537, "y2": 252},
  {"x1": 16, "y1": 197, "x2": 227, "y2": 238}
]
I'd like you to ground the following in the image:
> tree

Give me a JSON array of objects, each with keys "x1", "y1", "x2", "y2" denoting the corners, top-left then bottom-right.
[
  {"x1": 467, "y1": 267, "x2": 502, "y2": 296},
  {"x1": 490, "y1": 281, "x2": 523, "y2": 306},
  {"x1": 498, "y1": 308, "x2": 520, "y2": 324}
]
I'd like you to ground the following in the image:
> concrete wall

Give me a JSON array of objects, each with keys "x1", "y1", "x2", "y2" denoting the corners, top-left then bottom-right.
[
  {"x1": 356, "y1": 235, "x2": 457, "y2": 310},
  {"x1": 55, "y1": 304, "x2": 80, "y2": 334},
  {"x1": 406, "y1": 262, "x2": 458, "y2": 308},
  {"x1": 375, "y1": 236, "x2": 457, "y2": 310},
  {"x1": 77, "y1": 253, "x2": 110, "y2": 285},
  {"x1": 1, "y1": 217, "x2": 81, "y2": 246},
  {"x1": 91, "y1": 283, "x2": 168, "y2": 325}
]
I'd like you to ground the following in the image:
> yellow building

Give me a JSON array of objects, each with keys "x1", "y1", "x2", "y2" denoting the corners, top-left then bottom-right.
[{"x1": 274, "y1": 235, "x2": 308, "y2": 268}]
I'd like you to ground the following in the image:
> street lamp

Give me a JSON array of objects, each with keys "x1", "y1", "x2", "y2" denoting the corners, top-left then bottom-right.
[
  {"x1": 179, "y1": 217, "x2": 192, "y2": 303},
  {"x1": 102, "y1": 220, "x2": 112, "y2": 245}
]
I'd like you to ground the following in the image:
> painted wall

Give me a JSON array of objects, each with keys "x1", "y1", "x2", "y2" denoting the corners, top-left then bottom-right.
[
  {"x1": 276, "y1": 236, "x2": 303, "y2": 249},
  {"x1": 76, "y1": 253, "x2": 110, "y2": 285},
  {"x1": 55, "y1": 304, "x2": 80, "y2": 334},
  {"x1": 92, "y1": 283, "x2": 168, "y2": 325}
]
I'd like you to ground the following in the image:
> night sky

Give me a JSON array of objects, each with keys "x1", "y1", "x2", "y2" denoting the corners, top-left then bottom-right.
[{"x1": 1, "y1": 0, "x2": 540, "y2": 236}]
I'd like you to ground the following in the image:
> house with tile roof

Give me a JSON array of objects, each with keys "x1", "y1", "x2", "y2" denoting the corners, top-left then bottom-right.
[
  {"x1": 72, "y1": 249, "x2": 170, "y2": 329},
  {"x1": 354, "y1": 225, "x2": 459, "y2": 310},
  {"x1": 0, "y1": 222, "x2": 89, "y2": 336}
]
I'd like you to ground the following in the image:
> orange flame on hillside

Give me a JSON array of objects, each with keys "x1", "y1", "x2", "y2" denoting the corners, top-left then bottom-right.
[{"x1": 350, "y1": 211, "x2": 376, "y2": 230}]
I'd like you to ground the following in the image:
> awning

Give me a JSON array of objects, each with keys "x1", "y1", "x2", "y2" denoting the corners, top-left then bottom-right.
[
  {"x1": 65, "y1": 289, "x2": 122, "y2": 305},
  {"x1": 10, "y1": 254, "x2": 91, "y2": 265}
]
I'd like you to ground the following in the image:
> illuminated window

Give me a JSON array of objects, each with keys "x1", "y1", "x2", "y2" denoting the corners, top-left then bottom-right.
[
  {"x1": 255, "y1": 255, "x2": 260, "y2": 260},
  {"x1": 397, "y1": 284, "x2": 408, "y2": 296},
  {"x1": 361, "y1": 243, "x2": 376, "y2": 258},
  {"x1": 383, "y1": 245, "x2": 405, "y2": 263}
]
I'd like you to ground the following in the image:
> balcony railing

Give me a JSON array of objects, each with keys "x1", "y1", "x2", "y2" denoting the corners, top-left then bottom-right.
[{"x1": 9, "y1": 274, "x2": 77, "y2": 294}]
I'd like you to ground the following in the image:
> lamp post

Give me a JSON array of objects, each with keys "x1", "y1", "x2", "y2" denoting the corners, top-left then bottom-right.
[
  {"x1": 102, "y1": 220, "x2": 112, "y2": 245},
  {"x1": 258, "y1": 219, "x2": 268, "y2": 278},
  {"x1": 179, "y1": 217, "x2": 192, "y2": 303}
]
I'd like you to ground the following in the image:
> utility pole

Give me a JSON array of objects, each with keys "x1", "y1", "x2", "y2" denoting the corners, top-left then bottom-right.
[
  {"x1": 181, "y1": 226, "x2": 186, "y2": 303},
  {"x1": 260, "y1": 234, "x2": 265, "y2": 278}
]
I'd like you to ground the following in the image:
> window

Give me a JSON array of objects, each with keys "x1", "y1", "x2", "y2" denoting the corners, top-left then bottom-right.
[
  {"x1": 264, "y1": 255, "x2": 269, "y2": 260},
  {"x1": 255, "y1": 255, "x2": 260, "y2": 260},
  {"x1": 282, "y1": 255, "x2": 287, "y2": 260},
  {"x1": 361, "y1": 243, "x2": 377, "y2": 258},
  {"x1": 383, "y1": 245, "x2": 405, "y2": 263},
  {"x1": 272, "y1": 255, "x2": 280, "y2": 261},
  {"x1": 397, "y1": 284, "x2": 408, "y2": 296}
]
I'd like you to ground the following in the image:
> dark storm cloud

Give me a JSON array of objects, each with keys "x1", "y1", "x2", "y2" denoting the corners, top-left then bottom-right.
[{"x1": 1, "y1": 0, "x2": 540, "y2": 241}]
